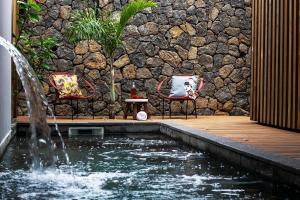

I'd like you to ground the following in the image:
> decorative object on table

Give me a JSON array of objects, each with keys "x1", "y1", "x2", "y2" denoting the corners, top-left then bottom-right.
[
  {"x1": 136, "y1": 111, "x2": 148, "y2": 121},
  {"x1": 65, "y1": 0, "x2": 157, "y2": 119},
  {"x1": 156, "y1": 75, "x2": 205, "y2": 119},
  {"x1": 131, "y1": 81, "x2": 137, "y2": 99},
  {"x1": 123, "y1": 99, "x2": 150, "y2": 120},
  {"x1": 49, "y1": 72, "x2": 96, "y2": 120}
]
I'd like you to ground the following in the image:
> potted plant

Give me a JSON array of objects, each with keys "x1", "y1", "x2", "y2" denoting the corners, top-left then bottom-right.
[{"x1": 65, "y1": 0, "x2": 156, "y2": 118}]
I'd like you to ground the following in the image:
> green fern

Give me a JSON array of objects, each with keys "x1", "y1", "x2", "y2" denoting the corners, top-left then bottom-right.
[{"x1": 117, "y1": 0, "x2": 157, "y2": 38}]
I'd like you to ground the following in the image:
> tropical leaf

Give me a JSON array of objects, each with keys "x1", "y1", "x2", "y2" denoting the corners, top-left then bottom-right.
[
  {"x1": 117, "y1": 0, "x2": 156, "y2": 38},
  {"x1": 65, "y1": 8, "x2": 104, "y2": 44}
]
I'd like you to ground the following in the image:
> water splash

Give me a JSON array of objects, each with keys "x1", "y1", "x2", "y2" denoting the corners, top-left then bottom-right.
[{"x1": 0, "y1": 36, "x2": 69, "y2": 169}]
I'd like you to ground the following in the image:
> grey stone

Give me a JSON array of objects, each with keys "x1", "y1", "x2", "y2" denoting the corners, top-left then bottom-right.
[
  {"x1": 55, "y1": 59, "x2": 73, "y2": 71},
  {"x1": 239, "y1": 43, "x2": 248, "y2": 53},
  {"x1": 129, "y1": 53, "x2": 147, "y2": 68},
  {"x1": 174, "y1": 45, "x2": 188, "y2": 60},
  {"x1": 198, "y1": 54, "x2": 213, "y2": 68},
  {"x1": 112, "y1": 54, "x2": 130, "y2": 69},
  {"x1": 229, "y1": 69, "x2": 243, "y2": 83},
  {"x1": 196, "y1": 22, "x2": 208, "y2": 36},
  {"x1": 213, "y1": 54, "x2": 224, "y2": 67},
  {"x1": 123, "y1": 38, "x2": 140, "y2": 54},
  {"x1": 191, "y1": 36, "x2": 206, "y2": 47},
  {"x1": 123, "y1": 64, "x2": 136, "y2": 79},
  {"x1": 137, "y1": 68, "x2": 153, "y2": 79},
  {"x1": 124, "y1": 25, "x2": 140, "y2": 37},
  {"x1": 214, "y1": 77, "x2": 224, "y2": 89},
  {"x1": 173, "y1": 10, "x2": 187, "y2": 19},
  {"x1": 152, "y1": 34, "x2": 169, "y2": 49},
  {"x1": 216, "y1": 43, "x2": 229, "y2": 54},
  {"x1": 198, "y1": 43, "x2": 217, "y2": 55},
  {"x1": 223, "y1": 55, "x2": 236, "y2": 65},
  {"x1": 176, "y1": 33, "x2": 191, "y2": 49},
  {"x1": 162, "y1": 64, "x2": 174, "y2": 76},
  {"x1": 211, "y1": 21, "x2": 224, "y2": 34},
  {"x1": 219, "y1": 65, "x2": 234, "y2": 79},
  {"x1": 138, "y1": 22, "x2": 159, "y2": 35},
  {"x1": 145, "y1": 79, "x2": 159, "y2": 94},
  {"x1": 231, "y1": 0, "x2": 245, "y2": 8},
  {"x1": 57, "y1": 46, "x2": 75, "y2": 60},
  {"x1": 60, "y1": 5, "x2": 72, "y2": 20},
  {"x1": 225, "y1": 27, "x2": 240, "y2": 36},
  {"x1": 146, "y1": 57, "x2": 164, "y2": 67},
  {"x1": 131, "y1": 13, "x2": 148, "y2": 26},
  {"x1": 214, "y1": 87, "x2": 232, "y2": 103},
  {"x1": 159, "y1": 50, "x2": 182, "y2": 67},
  {"x1": 151, "y1": 67, "x2": 162, "y2": 78},
  {"x1": 138, "y1": 42, "x2": 157, "y2": 56},
  {"x1": 84, "y1": 52, "x2": 106, "y2": 69}
]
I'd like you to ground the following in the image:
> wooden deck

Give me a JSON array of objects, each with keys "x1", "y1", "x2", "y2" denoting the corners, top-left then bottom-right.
[{"x1": 17, "y1": 116, "x2": 300, "y2": 161}]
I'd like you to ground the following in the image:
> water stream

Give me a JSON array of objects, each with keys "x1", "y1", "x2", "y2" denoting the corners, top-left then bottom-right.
[{"x1": 0, "y1": 36, "x2": 69, "y2": 169}]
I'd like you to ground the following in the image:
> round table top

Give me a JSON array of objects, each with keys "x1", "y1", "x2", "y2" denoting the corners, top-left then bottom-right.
[{"x1": 125, "y1": 98, "x2": 148, "y2": 103}]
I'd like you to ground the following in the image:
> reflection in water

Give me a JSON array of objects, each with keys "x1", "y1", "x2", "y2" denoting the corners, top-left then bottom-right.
[
  {"x1": 0, "y1": 36, "x2": 69, "y2": 169},
  {"x1": 1, "y1": 135, "x2": 299, "y2": 199}
]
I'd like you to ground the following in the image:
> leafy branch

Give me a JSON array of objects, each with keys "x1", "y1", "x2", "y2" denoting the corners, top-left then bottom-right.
[{"x1": 15, "y1": 0, "x2": 57, "y2": 80}]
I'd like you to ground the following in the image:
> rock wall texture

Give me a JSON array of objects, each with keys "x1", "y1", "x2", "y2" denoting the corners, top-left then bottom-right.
[{"x1": 17, "y1": 0, "x2": 252, "y2": 116}]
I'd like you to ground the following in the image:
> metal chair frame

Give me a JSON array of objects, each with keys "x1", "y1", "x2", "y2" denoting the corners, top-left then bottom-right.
[
  {"x1": 48, "y1": 72, "x2": 96, "y2": 120},
  {"x1": 156, "y1": 76, "x2": 205, "y2": 119}
]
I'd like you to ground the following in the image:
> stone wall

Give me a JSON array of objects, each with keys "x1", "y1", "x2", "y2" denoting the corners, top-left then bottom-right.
[{"x1": 17, "y1": 0, "x2": 252, "y2": 116}]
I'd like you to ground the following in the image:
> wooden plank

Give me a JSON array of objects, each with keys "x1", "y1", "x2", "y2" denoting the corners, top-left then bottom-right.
[
  {"x1": 274, "y1": 0, "x2": 280, "y2": 126},
  {"x1": 292, "y1": 0, "x2": 297, "y2": 129},
  {"x1": 298, "y1": 0, "x2": 300, "y2": 129},
  {"x1": 266, "y1": 0, "x2": 271, "y2": 124},
  {"x1": 287, "y1": 0, "x2": 292, "y2": 128},
  {"x1": 250, "y1": 0, "x2": 256, "y2": 120},
  {"x1": 259, "y1": 0, "x2": 264, "y2": 123},
  {"x1": 270, "y1": 0, "x2": 275, "y2": 125}
]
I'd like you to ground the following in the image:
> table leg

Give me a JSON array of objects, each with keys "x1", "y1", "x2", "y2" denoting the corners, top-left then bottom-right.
[
  {"x1": 123, "y1": 103, "x2": 130, "y2": 119},
  {"x1": 133, "y1": 103, "x2": 137, "y2": 120},
  {"x1": 144, "y1": 102, "x2": 150, "y2": 119}
]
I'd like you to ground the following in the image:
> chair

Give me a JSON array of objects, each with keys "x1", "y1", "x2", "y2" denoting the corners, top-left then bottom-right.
[
  {"x1": 49, "y1": 72, "x2": 96, "y2": 119},
  {"x1": 156, "y1": 76, "x2": 205, "y2": 119}
]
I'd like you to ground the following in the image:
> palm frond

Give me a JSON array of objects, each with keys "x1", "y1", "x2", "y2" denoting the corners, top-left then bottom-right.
[
  {"x1": 117, "y1": 0, "x2": 156, "y2": 38},
  {"x1": 65, "y1": 8, "x2": 104, "y2": 43}
]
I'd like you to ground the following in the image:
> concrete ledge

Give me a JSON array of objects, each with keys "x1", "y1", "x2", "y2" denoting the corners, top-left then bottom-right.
[
  {"x1": 160, "y1": 122, "x2": 300, "y2": 189},
  {"x1": 0, "y1": 123, "x2": 16, "y2": 158},
  {"x1": 17, "y1": 122, "x2": 161, "y2": 136}
]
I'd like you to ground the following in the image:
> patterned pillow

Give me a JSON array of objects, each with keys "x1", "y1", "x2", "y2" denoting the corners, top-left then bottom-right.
[
  {"x1": 169, "y1": 75, "x2": 199, "y2": 99},
  {"x1": 53, "y1": 74, "x2": 83, "y2": 98}
]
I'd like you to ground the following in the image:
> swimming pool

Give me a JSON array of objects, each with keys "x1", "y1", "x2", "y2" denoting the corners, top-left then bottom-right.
[{"x1": 0, "y1": 134, "x2": 299, "y2": 199}]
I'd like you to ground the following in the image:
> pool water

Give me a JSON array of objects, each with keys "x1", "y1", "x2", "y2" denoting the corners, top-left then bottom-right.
[{"x1": 0, "y1": 134, "x2": 299, "y2": 199}]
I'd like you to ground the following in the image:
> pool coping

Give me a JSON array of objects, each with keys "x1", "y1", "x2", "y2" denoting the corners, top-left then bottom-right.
[{"x1": 16, "y1": 121, "x2": 300, "y2": 189}]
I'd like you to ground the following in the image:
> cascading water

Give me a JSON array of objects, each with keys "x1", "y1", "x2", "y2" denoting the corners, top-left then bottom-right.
[{"x1": 0, "y1": 36, "x2": 69, "y2": 169}]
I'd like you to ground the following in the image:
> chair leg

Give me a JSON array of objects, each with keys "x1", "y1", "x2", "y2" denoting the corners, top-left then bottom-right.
[
  {"x1": 92, "y1": 98, "x2": 94, "y2": 119},
  {"x1": 186, "y1": 100, "x2": 188, "y2": 120},
  {"x1": 162, "y1": 98, "x2": 165, "y2": 119},
  {"x1": 169, "y1": 100, "x2": 172, "y2": 119},
  {"x1": 71, "y1": 99, "x2": 74, "y2": 120},
  {"x1": 194, "y1": 99, "x2": 197, "y2": 118},
  {"x1": 53, "y1": 99, "x2": 56, "y2": 116},
  {"x1": 76, "y1": 99, "x2": 79, "y2": 118}
]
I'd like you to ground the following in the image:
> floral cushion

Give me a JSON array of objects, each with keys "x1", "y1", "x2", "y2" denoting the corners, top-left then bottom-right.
[
  {"x1": 52, "y1": 74, "x2": 83, "y2": 98},
  {"x1": 169, "y1": 75, "x2": 199, "y2": 99}
]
